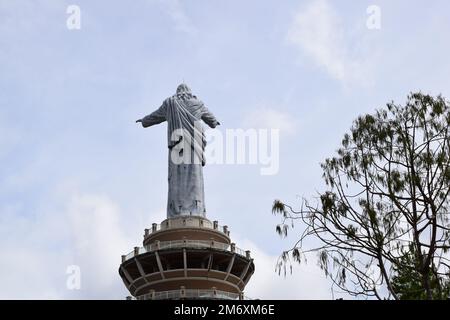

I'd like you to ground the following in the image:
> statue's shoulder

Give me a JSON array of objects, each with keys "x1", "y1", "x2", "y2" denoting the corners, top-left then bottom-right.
[
  {"x1": 190, "y1": 97, "x2": 204, "y2": 106},
  {"x1": 163, "y1": 96, "x2": 176, "y2": 106}
]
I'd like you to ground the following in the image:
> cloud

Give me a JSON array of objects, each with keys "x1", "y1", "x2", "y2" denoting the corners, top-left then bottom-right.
[
  {"x1": 0, "y1": 203, "x2": 68, "y2": 299},
  {"x1": 286, "y1": 0, "x2": 374, "y2": 86},
  {"x1": 161, "y1": 0, "x2": 197, "y2": 35},
  {"x1": 234, "y1": 237, "x2": 332, "y2": 299},
  {"x1": 242, "y1": 107, "x2": 297, "y2": 136},
  {"x1": 0, "y1": 188, "x2": 332, "y2": 299},
  {"x1": 65, "y1": 194, "x2": 132, "y2": 297},
  {"x1": 0, "y1": 191, "x2": 148, "y2": 299}
]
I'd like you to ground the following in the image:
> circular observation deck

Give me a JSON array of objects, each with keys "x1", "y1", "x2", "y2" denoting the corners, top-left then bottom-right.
[
  {"x1": 119, "y1": 216, "x2": 255, "y2": 299},
  {"x1": 143, "y1": 216, "x2": 231, "y2": 245}
]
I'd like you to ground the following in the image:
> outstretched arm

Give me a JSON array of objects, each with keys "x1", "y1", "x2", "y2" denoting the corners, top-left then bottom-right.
[
  {"x1": 201, "y1": 105, "x2": 220, "y2": 128},
  {"x1": 136, "y1": 103, "x2": 167, "y2": 128}
]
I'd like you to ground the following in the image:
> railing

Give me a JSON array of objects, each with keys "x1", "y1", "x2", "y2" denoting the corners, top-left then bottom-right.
[
  {"x1": 122, "y1": 239, "x2": 250, "y2": 262},
  {"x1": 144, "y1": 218, "x2": 230, "y2": 238},
  {"x1": 133, "y1": 289, "x2": 243, "y2": 300},
  {"x1": 153, "y1": 239, "x2": 229, "y2": 251}
]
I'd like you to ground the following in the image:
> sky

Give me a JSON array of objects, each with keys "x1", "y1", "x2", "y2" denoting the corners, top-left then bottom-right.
[{"x1": 1, "y1": 0, "x2": 450, "y2": 299}]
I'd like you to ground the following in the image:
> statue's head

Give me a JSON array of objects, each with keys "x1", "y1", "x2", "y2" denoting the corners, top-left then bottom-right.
[{"x1": 176, "y1": 83, "x2": 194, "y2": 99}]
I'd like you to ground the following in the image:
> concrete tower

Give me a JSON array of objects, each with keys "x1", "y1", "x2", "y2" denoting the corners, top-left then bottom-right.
[
  {"x1": 119, "y1": 216, "x2": 255, "y2": 300},
  {"x1": 119, "y1": 84, "x2": 255, "y2": 300}
]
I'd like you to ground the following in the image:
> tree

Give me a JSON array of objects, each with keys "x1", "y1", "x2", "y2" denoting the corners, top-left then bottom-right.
[
  {"x1": 391, "y1": 244, "x2": 450, "y2": 299},
  {"x1": 272, "y1": 93, "x2": 450, "y2": 300}
]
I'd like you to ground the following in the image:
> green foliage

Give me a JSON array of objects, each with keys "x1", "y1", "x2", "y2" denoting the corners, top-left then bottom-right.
[
  {"x1": 392, "y1": 247, "x2": 450, "y2": 300},
  {"x1": 273, "y1": 92, "x2": 450, "y2": 299}
]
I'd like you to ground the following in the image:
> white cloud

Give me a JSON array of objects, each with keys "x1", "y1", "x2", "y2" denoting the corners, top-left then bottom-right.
[
  {"x1": 243, "y1": 107, "x2": 297, "y2": 136},
  {"x1": 161, "y1": 0, "x2": 197, "y2": 35},
  {"x1": 235, "y1": 237, "x2": 332, "y2": 299},
  {"x1": 65, "y1": 194, "x2": 132, "y2": 297},
  {"x1": 0, "y1": 205, "x2": 68, "y2": 299},
  {"x1": 0, "y1": 191, "x2": 154, "y2": 299},
  {"x1": 286, "y1": 0, "x2": 374, "y2": 86},
  {"x1": 0, "y1": 189, "x2": 332, "y2": 299}
]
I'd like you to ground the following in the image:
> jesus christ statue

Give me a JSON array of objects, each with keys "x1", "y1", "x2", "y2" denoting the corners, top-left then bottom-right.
[{"x1": 136, "y1": 83, "x2": 220, "y2": 219}]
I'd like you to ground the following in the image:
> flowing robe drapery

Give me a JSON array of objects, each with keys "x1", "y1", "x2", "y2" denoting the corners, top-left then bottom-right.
[{"x1": 141, "y1": 93, "x2": 219, "y2": 218}]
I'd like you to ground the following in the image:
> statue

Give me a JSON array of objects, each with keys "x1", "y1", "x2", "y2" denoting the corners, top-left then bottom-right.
[{"x1": 136, "y1": 84, "x2": 220, "y2": 218}]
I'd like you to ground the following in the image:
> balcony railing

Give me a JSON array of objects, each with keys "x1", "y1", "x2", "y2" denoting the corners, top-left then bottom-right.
[
  {"x1": 122, "y1": 239, "x2": 250, "y2": 262},
  {"x1": 144, "y1": 218, "x2": 230, "y2": 238},
  {"x1": 132, "y1": 289, "x2": 245, "y2": 300}
]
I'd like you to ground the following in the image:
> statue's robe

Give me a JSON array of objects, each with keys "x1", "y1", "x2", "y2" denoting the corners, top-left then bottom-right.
[{"x1": 141, "y1": 95, "x2": 219, "y2": 218}]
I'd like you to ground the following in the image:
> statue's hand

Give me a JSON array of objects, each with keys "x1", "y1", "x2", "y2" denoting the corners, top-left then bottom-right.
[{"x1": 136, "y1": 119, "x2": 142, "y2": 123}]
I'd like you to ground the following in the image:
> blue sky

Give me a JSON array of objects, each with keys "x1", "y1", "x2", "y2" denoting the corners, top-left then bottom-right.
[{"x1": 1, "y1": 0, "x2": 450, "y2": 299}]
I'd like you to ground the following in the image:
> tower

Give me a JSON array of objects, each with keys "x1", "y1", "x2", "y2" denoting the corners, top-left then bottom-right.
[
  {"x1": 119, "y1": 216, "x2": 255, "y2": 300},
  {"x1": 119, "y1": 84, "x2": 255, "y2": 300}
]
